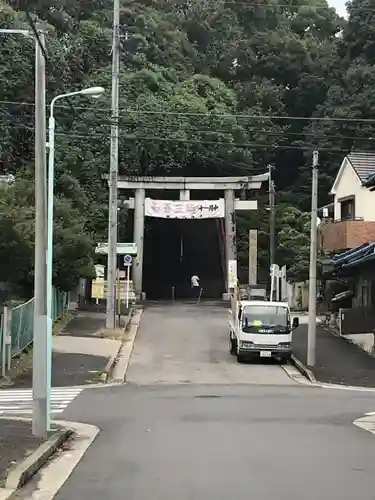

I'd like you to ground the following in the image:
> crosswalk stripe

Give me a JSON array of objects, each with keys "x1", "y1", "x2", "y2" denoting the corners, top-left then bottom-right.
[
  {"x1": 0, "y1": 395, "x2": 80, "y2": 401},
  {"x1": 0, "y1": 387, "x2": 83, "y2": 415}
]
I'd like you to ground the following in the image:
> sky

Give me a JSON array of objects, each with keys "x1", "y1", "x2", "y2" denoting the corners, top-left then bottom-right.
[{"x1": 328, "y1": 0, "x2": 348, "y2": 17}]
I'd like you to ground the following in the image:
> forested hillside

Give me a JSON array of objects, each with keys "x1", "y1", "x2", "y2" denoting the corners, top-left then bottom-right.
[{"x1": 0, "y1": 0, "x2": 372, "y2": 296}]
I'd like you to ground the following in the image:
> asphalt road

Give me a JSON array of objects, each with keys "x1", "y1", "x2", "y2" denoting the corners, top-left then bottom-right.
[
  {"x1": 56, "y1": 384, "x2": 375, "y2": 500},
  {"x1": 25, "y1": 305, "x2": 375, "y2": 500},
  {"x1": 126, "y1": 304, "x2": 294, "y2": 385}
]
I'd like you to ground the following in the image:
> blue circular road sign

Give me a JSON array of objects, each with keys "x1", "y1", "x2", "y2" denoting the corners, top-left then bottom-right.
[{"x1": 124, "y1": 254, "x2": 132, "y2": 265}]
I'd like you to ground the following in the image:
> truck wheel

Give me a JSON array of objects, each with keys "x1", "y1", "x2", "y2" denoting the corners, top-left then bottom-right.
[
  {"x1": 229, "y1": 338, "x2": 237, "y2": 355},
  {"x1": 237, "y1": 353, "x2": 244, "y2": 363},
  {"x1": 280, "y1": 354, "x2": 291, "y2": 364}
]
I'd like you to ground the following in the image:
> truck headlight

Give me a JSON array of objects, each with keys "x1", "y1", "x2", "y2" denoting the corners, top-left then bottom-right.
[{"x1": 240, "y1": 341, "x2": 254, "y2": 348}]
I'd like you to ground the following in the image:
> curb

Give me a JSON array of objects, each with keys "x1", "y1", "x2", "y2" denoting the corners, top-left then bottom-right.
[
  {"x1": 3, "y1": 420, "x2": 99, "y2": 500},
  {"x1": 2, "y1": 419, "x2": 74, "y2": 491},
  {"x1": 99, "y1": 355, "x2": 116, "y2": 383},
  {"x1": 290, "y1": 354, "x2": 316, "y2": 383},
  {"x1": 110, "y1": 308, "x2": 143, "y2": 383},
  {"x1": 99, "y1": 308, "x2": 134, "y2": 383}
]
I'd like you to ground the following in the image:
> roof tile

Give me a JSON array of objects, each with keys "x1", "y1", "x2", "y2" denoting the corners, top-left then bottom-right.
[{"x1": 347, "y1": 152, "x2": 375, "y2": 182}]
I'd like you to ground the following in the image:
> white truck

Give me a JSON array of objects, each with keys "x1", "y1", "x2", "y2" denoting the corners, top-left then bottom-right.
[{"x1": 228, "y1": 300, "x2": 299, "y2": 363}]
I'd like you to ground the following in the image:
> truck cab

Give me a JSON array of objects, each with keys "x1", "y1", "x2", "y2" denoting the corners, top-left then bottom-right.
[{"x1": 228, "y1": 300, "x2": 299, "y2": 363}]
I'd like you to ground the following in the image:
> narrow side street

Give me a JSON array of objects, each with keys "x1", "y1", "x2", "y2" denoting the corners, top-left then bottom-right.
[{"x1": 126, "y1": 304, "x2": 294, "y2": 385}]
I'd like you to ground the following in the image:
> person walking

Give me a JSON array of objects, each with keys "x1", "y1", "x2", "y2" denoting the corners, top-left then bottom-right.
[{"x1": 191, "y1": 273, "x2": 201, "y2": 300}]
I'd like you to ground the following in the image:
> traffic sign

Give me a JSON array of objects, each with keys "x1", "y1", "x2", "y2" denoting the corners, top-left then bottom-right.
[
  {"x1": 124, "y1": 254, "x2": 132, "y2": 266},
  {"x1": 95, "y1": 242, "x2": 137, "y2": 255}
]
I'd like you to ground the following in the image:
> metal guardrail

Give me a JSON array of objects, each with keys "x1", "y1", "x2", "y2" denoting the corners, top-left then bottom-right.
[{"x1": 0, "y1": 288, "x2": 67, "y2": 374}]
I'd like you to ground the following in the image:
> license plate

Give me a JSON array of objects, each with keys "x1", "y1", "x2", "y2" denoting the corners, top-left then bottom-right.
[{"x1": 260, "y1": 351, "x2": 272, "y2": 358}]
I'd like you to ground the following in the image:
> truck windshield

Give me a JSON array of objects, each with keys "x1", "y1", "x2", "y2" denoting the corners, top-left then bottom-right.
[{"x1": 242, "y1": 305, "x2": 289, "y2": 332}]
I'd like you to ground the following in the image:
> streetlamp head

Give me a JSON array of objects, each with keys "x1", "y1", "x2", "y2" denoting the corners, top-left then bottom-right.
[{"x1": 80, "y1": 86, "x2": 105, "y2": 98}]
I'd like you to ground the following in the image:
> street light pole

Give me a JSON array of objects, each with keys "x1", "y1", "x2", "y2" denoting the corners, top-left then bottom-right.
[
  {"x1": 307, "y1": 150, "x2": 319, "y2": 367},
  {"x1": 106, "y1": 0, "x2": 120, "y2": 329},
  {"x1": 46, "y1": 86, "x2": 105, "y2": 323},
  {"x1": 46, "y1": 87, "x2": 105, "y2": 313},
  {"x1": 44, "y1": 86, "x2": 104, "y2": 434},
  {"x1": 1, "y1": 29, "x2": 104, "y2": 436},
  {"x1": 0, "y1": 27, "x2": 49, "y2": 438},
  {"x1": 32, "y1": 30, "x2": 49, "y2": 438}
]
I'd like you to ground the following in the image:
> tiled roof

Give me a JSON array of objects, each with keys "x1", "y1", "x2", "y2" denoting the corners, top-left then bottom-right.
[
  {"x1": 331, "y1": 242, "x2": 375, "y2": 270},
  {"x1": 347, "y1": 152, "x2": 375, "y2": 183}
]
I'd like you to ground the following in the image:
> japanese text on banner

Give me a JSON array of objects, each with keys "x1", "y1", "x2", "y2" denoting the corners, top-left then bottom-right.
[{"x1": 144, "y1": 198, "x2": 225, "y2": 219}]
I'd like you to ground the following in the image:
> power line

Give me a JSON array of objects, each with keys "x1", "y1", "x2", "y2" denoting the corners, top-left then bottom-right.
[
  {"x1": 0, "y1": 131, "x2": 353, "y2": 151},
  {"x1": 24, "y1": 8, "x2": 49, "y2": 63},
  {"x1": 139, "y1": 0, "x2": 350, "y2": 13},
  {"x1": 0, "y1": 100, "x2": 375, "y2": 124},
  {"x1": 3, "y1": 120, "x2": 375, "y2": 143}
]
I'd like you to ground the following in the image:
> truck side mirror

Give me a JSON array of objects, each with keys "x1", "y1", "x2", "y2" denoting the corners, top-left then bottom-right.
[
  {"x1": 238, "y1": 307, "x2": 242, "y2": 321},
  {"x1": 292, "y1": 317, "x2": 299, "y2": 329}
]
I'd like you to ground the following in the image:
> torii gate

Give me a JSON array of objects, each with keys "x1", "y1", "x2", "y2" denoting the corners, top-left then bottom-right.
[{"x1": 109, "y1": 174, "x2": 269, "y2": 299}]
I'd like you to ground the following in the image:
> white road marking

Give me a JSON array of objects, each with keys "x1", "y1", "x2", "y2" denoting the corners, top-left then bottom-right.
[
  {"x1": 0, "y1": 387, "x2": 83, "y2": 415},
  {"x1": 353, "y1": 414, "x2": 375, "y2": 436}
]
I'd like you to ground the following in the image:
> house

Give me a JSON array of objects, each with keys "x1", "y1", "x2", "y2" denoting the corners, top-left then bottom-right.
[
  {"x1": 321, "y1": 152, "x2": 375, "y2": 252},
  {"x1": 321, "y1": 242, "x2": 375, "y2": 334}
]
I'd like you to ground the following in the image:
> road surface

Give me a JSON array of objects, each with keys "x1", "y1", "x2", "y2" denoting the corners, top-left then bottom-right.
[
  {"x1": 127, "y1": 304, "x2": 294, "y2": 385},
  {"x1": 18, "y1": 304, "x2": 375, "y2": 500}
]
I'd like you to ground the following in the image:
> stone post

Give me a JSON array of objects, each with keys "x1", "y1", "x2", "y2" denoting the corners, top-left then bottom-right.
[{"x1": 133, "y1": 188, "x2": 145, "y2": 298}]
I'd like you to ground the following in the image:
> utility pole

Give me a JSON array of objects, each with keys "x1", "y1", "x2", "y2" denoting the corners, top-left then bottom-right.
[
  {"x1": 32, "y1": 31, "x2": 49, "y2": 438},
  {"x1": 268, "y1": 164, "x2": 276, "y2": 268},
  {"x1": 307, "y1": 150, "x2": 319, "y2": 366},
  {"x1": 106, "y1": 0, "x2": 120, "y2": 329}
]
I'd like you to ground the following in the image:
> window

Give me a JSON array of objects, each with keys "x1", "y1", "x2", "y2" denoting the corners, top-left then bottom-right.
[
  {"x1": 340, "y1": 198, "x2": 355, "y2": 220},
  {"x1": 241, "y1": 305, "x2": 289, "y2": 332}
]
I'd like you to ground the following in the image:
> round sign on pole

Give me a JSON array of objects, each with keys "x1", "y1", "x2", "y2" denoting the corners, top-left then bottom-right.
[{"x1": 124, "y1": 254, "x2": 132, "y2": 266}]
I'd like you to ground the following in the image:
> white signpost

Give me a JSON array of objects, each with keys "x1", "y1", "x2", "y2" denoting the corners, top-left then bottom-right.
[
  {"x1": 124, "y1": 254, "x2": 133, "y2": 309},
  {"x1": 270, "y1": 264, "x2": 287, "y2": 302},
  {"x1": 228, "y1": 260, "x2": 238, "y2": 289},
  {"x1": 270, "y1": 264, "x2": 279, "y2": 301}
]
